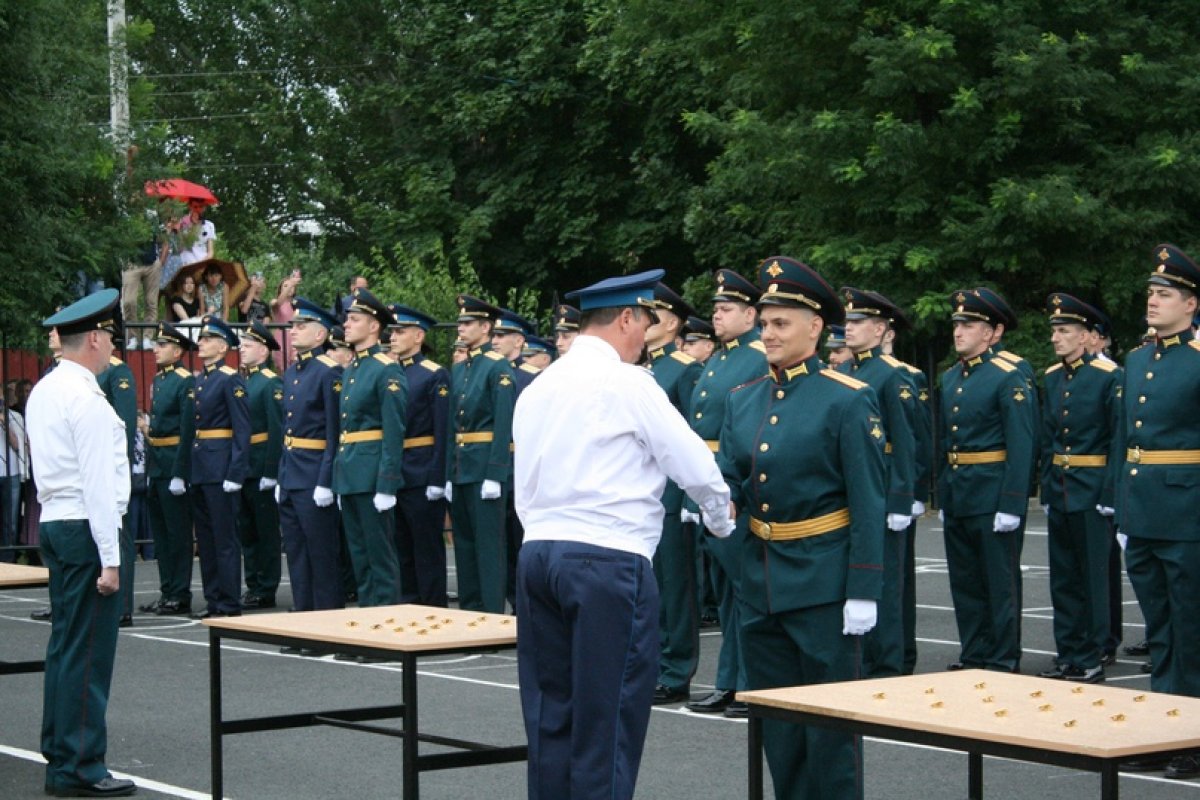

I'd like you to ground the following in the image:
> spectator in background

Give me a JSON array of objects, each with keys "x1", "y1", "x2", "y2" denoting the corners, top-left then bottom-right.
[
  {"x1": 0, "y1": 395, "x2": 29, "y2": 563},
  {"x1": 15, "y1": 379, "x2": 33, "y2": 415},
  {"x1": 339, "y1": 276, "x2": 369, "y2": 313},
  {"x1": 239, "y1": 273, "x2": 271, "y2": 324},
  {"x1": 270, "y1": 271, "x2": 300, "y2": 359},
  {"x1": 178, "y1": 199, "x2": 216, "y2": 266},
  {"x1": 121, "y1": 230, "x2": 163, "y2": 350},
  {"x1": 131, "y1": 412, "x2": 152, "y2": 559},
  {"x1": 169, "y1": 274, "x2": 201, "y2": 322},
  {"x1": 199, "y1": 264, "x2": 230, "y2": 320}
]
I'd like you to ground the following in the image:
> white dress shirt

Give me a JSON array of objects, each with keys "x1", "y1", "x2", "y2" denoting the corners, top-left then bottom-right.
[
  {"x1": 514, "y1": 334, "x2": 731, "y2": 561},
  {"x1": 26, "y1": 359, "x2": 129, "y2": 567}
]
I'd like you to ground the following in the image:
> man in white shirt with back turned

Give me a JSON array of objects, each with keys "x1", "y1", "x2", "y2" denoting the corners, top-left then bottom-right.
[
  {"x1": 513, "y1": 268, "x2": 733, "y2": 800},
  {"x1": 27, "y1": 288, "x2": 136, "y2": 798}
]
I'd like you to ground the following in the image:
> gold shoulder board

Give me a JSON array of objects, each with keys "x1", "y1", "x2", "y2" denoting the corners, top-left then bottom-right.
[
  {"x1": 1088, "y1": 359, "x2": 1117, "y2": 372},
  {"x1": 1044, "y1": 362, "x2": 1063, "y2": 375},
  {"x1": 820, "y1": 368, "x2": 867, "y2": 390},
  {"x1": 317, "y1": 355, "x2": 339, "y2": 368},
  {"x1": 990, "y1": 358, "x2": 1017, "y2": 373},
  {"x1": 373, "y1": 352, "x2": 394, "y2": 365},
  {"x1": 881, "y1": 354, "x2": 904, "y2": 369},
  {"x1": 484, "y1": 350, "x2": 505, "y2": 361},
  {"x1": 670, "y1": 350, "x2": 696, "y2": 365},
  {"x1": 219, "y1": 365, "x2": 237, "y2": 375},
  {"x1": 261, "y1": 368, "x2": 277, "y2": 379},
  {"x1": 420, "y1": 359, "x2": 442, "y2": 372},
  {"x1": 520, "y1": 363, "x2": 541, "y2": 374},
  {"x1": 109, "y1": 356, "x2": 124, "y2": 366},
  {"x1": 749, "y1": 340, "x2": 767, "y2": 353}
]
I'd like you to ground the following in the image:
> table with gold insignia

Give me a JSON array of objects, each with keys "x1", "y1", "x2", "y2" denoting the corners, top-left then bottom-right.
[
  {"x1": 0, "y1": 563, "x2": 50, "y2": 675},
  {"x1": 204, "y1": 604, "x2": 525, "y2": 799},
  {"x1": 740, "y1": 670, "x2": 1200, "y2": 800}
]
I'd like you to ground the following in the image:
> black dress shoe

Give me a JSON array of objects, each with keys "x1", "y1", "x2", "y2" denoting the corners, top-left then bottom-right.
[
  {"x1": 137, "y1": 599, "x2": 162, "y2": 614},
  {"x1": 686, "y1": 689, "x2": 734, "y2": 713},
  {"x1": 1165, "y1": 753, "x2": 1200, "y2": 780},
  {"x1": 190, "y1": 609, "x2": 241, "y2": 620},
  {"x1": 723, "y1": 701, "x2": 749, "y2": 719},
  {"x1": 1039, "y1": 663, "x2": 1068, "y2": 679},
  {"x1": 1141, "y1": 661, "x2": 1153, "y2": 674},
  {"x1": 333, "y1": 652, "x2": 359, "y2": 662},
  {"x1": 154, "y1": 601, "x2": 191, "y2": 616},
  {"x1": 1042, "y1": 664, "x2": 1104, "y2": 683},
  {"x1": 242, "y1": 595, "x2": 276, "y2": 610},
  {"x1": 652, "y1": 684, "x2": 690, "y2": 705},
  {"x1": 280, "y1": 646, "x2": 304, "y2": 655},
  {"x1": 1122, "y1": 754, "x2": 1171, "y2": 772},
  {"x1": 1101, "y1": 650, "x2": 1117, "y2": 667},
  {"x1": 947, "y1": 661, "x2": 966, "y2": 671},
  {"x1": 1124, "y1": 640, "x2": 1150, "y2": 656},
  {"x1": 30, "y1": 607, "x2": 52, "y2": 621},
  {"x1": 118, "y1": 615, "x2": 133, "y2": 628},
  {"x1": 51, "y1": 776, "x2": 137, "y2": 797}
]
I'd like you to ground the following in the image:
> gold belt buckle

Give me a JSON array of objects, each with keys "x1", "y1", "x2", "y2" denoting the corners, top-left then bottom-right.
[
  {"x1": 284, "y1": 435, "x2": 294, "y2": 448},
  {"x1": 760, "y1": 521, "x2": 772, "y2": 541},
  {"x1": 948, "y1": 452, "x2": 959, "y2": 465},
  {"x1": 1061, "y1": 454, "x2": 1070, "y2": 468},
  {"x1": 1129, "y1": 446, "x2": 1142, "y2": 464}
]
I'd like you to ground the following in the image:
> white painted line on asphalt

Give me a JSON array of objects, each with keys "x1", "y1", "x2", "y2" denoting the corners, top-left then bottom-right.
[{"x1": 0, "y1": 744, "x2": 219, "y2": 800}]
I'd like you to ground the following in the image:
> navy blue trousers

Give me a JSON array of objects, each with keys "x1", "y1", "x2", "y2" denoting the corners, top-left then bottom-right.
[
  {"x1": 395, "y1": 487, "x2": 448, "y2": 606},
  {"x1": 192, "y1": 484, "x2": 242, "y2": 614},
  {"x1": 517, "y1": 540, "x2": 659, "y2": 800},
  {"x1": 279, "y1": 488, "x2": 343, "y2": 611}
]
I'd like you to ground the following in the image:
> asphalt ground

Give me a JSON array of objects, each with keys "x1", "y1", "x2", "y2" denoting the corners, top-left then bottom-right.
[{"x1": 2, "y1": 507, "x2": 1199, "y2": 799}]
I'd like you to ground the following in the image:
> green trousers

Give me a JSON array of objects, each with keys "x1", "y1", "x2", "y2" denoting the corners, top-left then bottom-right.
[
  {"x1": 1126, "y1": 537, "x2": 1200, "y2": 697},
  {"x1": 653, "y1": 512, "x2": 700, "y2": 691},
  {"x1": 944, "y1": 512, "x2": 1024, "y2": 672},
  {"x1": 238, "y1": 482, "x2": 281, "y2": 600},
  {"x1": 1047, "y1": 507, "x2": 1109, "y2": 669},
  {"x1": 864, "y1": 525, "x2": 906, "y2": 677},
  {"x1": 40, "y1": 520, "x2": 122, "y2": 791},
  {"x1": 449, "y1": 482, "x2": 508, "y2": 613},
  {"x1": 340, "y1": 492, "x2": 400, "y2": 607},
  {"x1": 707, "y1": 520, "x2": 747, "y2": 691},
  {"x1": 147, "y1": 478, "x2": 193, "y2": 604}
]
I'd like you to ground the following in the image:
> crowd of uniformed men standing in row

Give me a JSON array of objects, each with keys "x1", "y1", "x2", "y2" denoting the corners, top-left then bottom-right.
[{"x1": 38, "y1": 241, "x2": 1200, "y2": 798}]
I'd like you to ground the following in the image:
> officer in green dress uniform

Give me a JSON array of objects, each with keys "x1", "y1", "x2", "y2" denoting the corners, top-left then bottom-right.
[
  {"x1": 97, "y1": 350, "x2": 137, "y2": 626},
  {"x1": 685, "y1": 268, "x2": 769, "y2": 717},
  {"x1": 647, "y1": 282, "x2": 705, "y2": 705},
  {"x1": 445, "y1": 295, "x2": 517, "y2": 613},
  {"x1": 1117, "y1": 244, "x2": 1200, "y2": 780},
  {"x1": 882, "y1": 316, "x2": 932, "y2": 675},
  {"x1": 939, "y1": 290, "x2": 1036, "y2": 673},
  {"x1": 236, "y1": 320, "x2": 283, "y2": 609},
  {"x1": 326, "y1": 324, "x2": 361, "y2": 603},
  {"x1": 718, "y1": 256, "x2": 885, "y2": 800},
  {"x1": 553, "y1": 303, "x2": 580, "y2": 357},
  {"x1": 838, "y1": 287, "x2": 918, "y2": 678},
  {"x1": 141, "y1": 322, "x2": 196, "y2": 616},
  {"x1": 1036, "y1": 293, "x2": 1121, "y2": 684},
  {"x1": 28, "y1": 289, "x2": 137, "y2": 797},
  {"x1": 332, "y1": 289, "x2": 407, "y2": 608}
]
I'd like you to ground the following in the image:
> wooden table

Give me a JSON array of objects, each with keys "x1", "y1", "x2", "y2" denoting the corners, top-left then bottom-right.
[
  {"x1": 740, "y1": 670, "x2": 1200, "y2": 799},
  {"x1": 203, "y1": 604, "x2": 526, "y2": 800},
  {"x1": 0, "y1": 563, "x2": 49, "y2": 676}
]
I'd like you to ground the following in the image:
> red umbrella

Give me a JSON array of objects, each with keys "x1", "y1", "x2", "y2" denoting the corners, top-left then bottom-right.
[{"x1": 145, "y1": 178, "x2": 219, "y2": 206}]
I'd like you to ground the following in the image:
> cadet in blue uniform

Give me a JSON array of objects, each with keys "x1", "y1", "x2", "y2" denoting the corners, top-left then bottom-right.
[
  {"x1": 685, "y1": 269, "x2": 768, "y2": 717},
  {"x1": 236, "y1": 321, "x2": 283, "y2": 610},
  {"x1": 1037, "y1": 293, "x2": 1121, "y2": 684},
  {"x1": 278, "y1": 299, "x2": 345, "y2": 617},
  {"x1": 681, "y1": 315, "x2": 716, "y2": 364},
  {"x1": 514, "y1": 269, "x2": 733, "y2": 800},
  {"x1": 824, "y1": 324, "x2": 853, "y2": 368},
  {"x1": 882, "y1": 314, "x2": 932, "y2": 675},
  {"x1": 387, "y1": 303, "x2": 451, "y2": 607},
  {"x1": 553, "y1": 303, "x2": 580, "y2": 357},
  {"x1": 29, "y1": 289, "x2": 137, "y2": 798},
  {"x1": 646, "y1": 282, "x2": 705, "y2": 705},
  {"x1": 1117, "y1": 244, "x2": 1200, "y2": 780},
  {"x1": 333, "y1": 290, "x2": 406, "y2": 608},
  {"x1": 446, "y1": 295, "x2": 516, "y2": 613},
  {"x1": 839, "y1": 287, "x2": 918, "y2": 678},
  {"x1": 939, "y1": 290, "x2": 1036, "y2": 672},
  {"x1": 142, "y1": 322, "x2": 196, "y2": 616},
  {"x1": 190, "y1": 316, "x2": 251, "y2": 619},
  {"x1": 97, "y1": 351, "x2": 137, "y2": 626},
  {"x1": 718, "y1": 256, "x2": 885, "y2": 800},
  {"x1": 521, "y1": 335, "x2": 555, "y2": 369}
]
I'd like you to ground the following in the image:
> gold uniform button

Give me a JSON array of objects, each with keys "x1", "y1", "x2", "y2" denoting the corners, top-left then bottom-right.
[
  {"x1": 951, "y1": 425, "x2": 958, "y2": 432},
  {"x1": 952, "y1": 406, "x2": 959, "y2": 413},
  {"x1": 1135, "y1": 420, "x2": 1143, "y2": 428},
  {"x1": 700, "y1": 390, "x2": 708, "y2": 398},
  {"x1": 758, "y1": 473, "x2": 767, "y2": 483},
  {"x1": 707, "y1": 370, "x2": 714, "y2": 377},
  {"x1": 955, "y1": 387, "x2": 963, "y2": 394},
  {"x1": 770, "y1": 416, "x2": 778, "y2": 425},
  {"x1": 287, "y1": 412, "x2": 293, "y2": 418},
  {"x1": 293, "y1": 380, "x2": 299, "y2": 385},
  {"x1": 349, "y1": 379, "x2": 355, "y2": 384},
  {"x1": 759, "y1": 443, "x2": 769, "y2": 452},
  {"x1": 1065, "y1": 445, "x2": 1072, "y2": 452},
  {"x1": 1146, "y1": 372, "x2": 1154, "y2": 380},
  {"x1": 1062, "y1": 409, "x2": 1069, "y2": 416},
  {"x1": 1063, "y1": 428, "x2": 1069, "y2": 434},
  {"x1": 695, "y1": 412, "x2": 703, "y2": 419},
  {"x1": 720, "y1": 355, "x2": 727, "y2": 361},
  {"x1": 1139, "y1": 396, "x2": 1146, "y2": 404},
  {"x1": 776, "y1": 390, "x2": 785, "y2": 399},
  {"x1": 1130, "y1": 468, "x2": 1138, "y2": 476},
  {"x1": 952, "y1": 464, "x2": 959, "y2": 470},
  {"x1": 760, "y1": 503, "x2": 769, "y2": 512},
  {"x1": 1064, "y1": 391, "x2": 1070, "y2": 398}
]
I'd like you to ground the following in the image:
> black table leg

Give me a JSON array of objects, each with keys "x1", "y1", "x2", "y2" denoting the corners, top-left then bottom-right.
[
  {"x1": 1101, "y1": 762, "x2": 1119, "y2": 800},
  {"x1": 210, "y1": 629, "x2": 223, "y2": 800},
  {"x1": 748, "y1": 715, "x2": 764, "y2": 799},
  {"x1": 968, "y1": 751, "x2": 983, "y2": 799},
  {"x1": 403, "y1": 652, "x2": 418, "y2": 800}
]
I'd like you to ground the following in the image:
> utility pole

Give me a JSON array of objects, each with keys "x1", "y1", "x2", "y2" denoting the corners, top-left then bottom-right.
[{"x1": 107, "y1": 0, "x2": 131, "y2": 172}]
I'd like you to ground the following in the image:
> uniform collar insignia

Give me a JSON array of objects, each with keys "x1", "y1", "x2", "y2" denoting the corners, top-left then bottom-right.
[
  {"x1": 649, "y1": 346, "x2": 666, "y2": 360},
  {"x1": 1159, "y1": 333, "x2": 1184, "y2": 348},
  {"x1": 245, "y1": 365, "x2": 259, "y2": 374},
  {"x1": 402, "y1": 356, "x2": 415, "y2": 367},
  {"x1": 1068, "y1": 356, "x2": 1085, "y2": 370},
  {"x1": 855, "y1": 349, "x2": 873, "y2": 362},
  {"x1": 204, "y1": 362, "x2": 219, "y2": 373},
  {"x1": 965, "y1": 355, "x2": 983, "y2": 368},
  {"x1": 298, "y1": 350, "x2": 313, "y2": 361}
]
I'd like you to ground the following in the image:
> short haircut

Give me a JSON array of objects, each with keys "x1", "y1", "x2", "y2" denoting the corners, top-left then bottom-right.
[
  {"x1": 58, "y1": 331, "x2": 89, "y2": 351},
  {"x1": 580, "y1": 305, "x2": 651, "y2": 331}
]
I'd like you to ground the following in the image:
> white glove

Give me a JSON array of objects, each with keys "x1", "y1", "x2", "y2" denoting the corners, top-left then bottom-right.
[
  {"x1": 1042, "y1": 504, "x2": 1050, "y2": 516},
  {"x1": 911, "y1": 501, "x2": 926, "y2": 517},
  {"x1": 274, "y1": 485, "x2": 281, "y2": 504},
  {"x1": 842, "y1": 599, "x2": 878, "y2": 636},
  {"x1": 1096, "y1": 505, "x2": 1115, "y2": 517},
  {"x1": 444, "y1": 482, "x2": 454, "y2": 503},
  {"x1": 481, "y1": 479, "x2": 502, "y2": 500},
  {"x1": 938, "y1": 509, "x2": 944, "y2": 523},
  {"x1": 886, "y1": 514, "x2": 912, "y2": 532},
  {"x1": 993, "y1": 512, "x2": 1021, "y2": 532},
  {"x1": 222, "y1": 480, "x2": 242, "y2": 493},
  {"x1": 313, "y1": 486, "x2": 334, "y2": 507},
  {"x1": 1117, "y1": 532, "x2": 1128, "y2": 551},
  {"x1": 426, "y1": 485, "x2": 445, "y2": 501},
  {"x1": 259, "y1": 477, "x2": 277, "y2": 492},
  {"x1": 680, "y1": 509, "x2": 701, "y2": 525},
  {"x1": 373, "y1": 493, "x2": 397, "y2": 512},
  {"x1": 701, "y1": 505, "x2": 735, "y2": 539},
  {"x1": 169, "y1": 478, "x2": 186, "y2": 496}
]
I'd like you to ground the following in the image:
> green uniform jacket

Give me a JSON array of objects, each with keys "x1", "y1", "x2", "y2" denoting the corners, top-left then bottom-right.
[
  {"x1": 937, "y1": 350, "x2": 1036, "y2": 517},
  {"x1": 1039, "y1": 354, "x2": 1122, "y2": 513},
  {"x1": 901, "y1": 363, "x2": 933, "y2": 505},
  {"x1": 98, "y1": 356, "x2": 137, "y2": 462},
  {"x1": 243, "y1": 365, "x2": 283, "y2": 480},
  {"x1": 1115, "y1": 331, "x2": 1200, "y2": 541},
  {"x1": 147, "y1": 361, "x2": 195, "y2": 481},
  {"x1": 688, "y1": 329, "x2": 770, "y2": 445},
  {"x1": 649, "y1": 343, "x2": 702, "y2": 513},
  {"x1": 996, "y1": 345, "x2": 1041, "y2": 496},
  {"x1": 840, "y1": 347, "x2": 917, "y2": 515},
  {"x1": 718, "y1": 355, "x2": 887, "y2": 614},
  {"x1": 447, "y1": 344, "x2": 516, "y2": 484},
  {"x1": 333, "y1": 346, "x2": 407, "y2": 495}
]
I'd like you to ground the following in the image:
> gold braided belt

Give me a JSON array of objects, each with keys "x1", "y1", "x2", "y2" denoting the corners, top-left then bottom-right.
[
  {"x1": 341, "y1": 430, "x2": 383, "y2": 444},
  {"x1": 456, "y1": 432, "x2": 494, "y2": 444},
  {"x1": 749, "y1": 508, "x2": 850, "y2": 541},
  {"x1": 1051, "y1": 453, "x2": 1106, "y2": 468},
  {"x1": 946, "y1": 450, "x2": 1006, "y2": 465},
  {"x1": 284, "y1": 435, "x2": 326, "y2": 450},
  {"x1": 403, "y1": 436, "x2": 435, "y2": 449},
  {"x1": 1126, "y1": 447, "x2": 1200, "y2": 465},
  {"x1": 195, "y1": 428, "x2": 233, "y2": 440}
]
